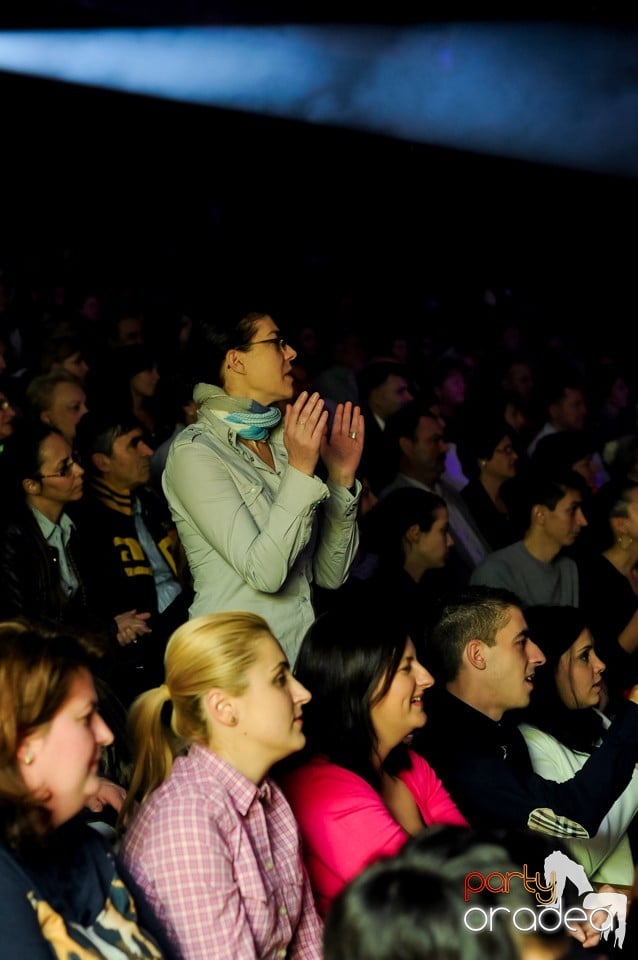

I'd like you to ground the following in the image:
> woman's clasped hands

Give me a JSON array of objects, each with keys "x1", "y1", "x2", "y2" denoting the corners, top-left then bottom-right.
[{"x1": 284, "y1": 391, "x2": 364, "y2": 487}]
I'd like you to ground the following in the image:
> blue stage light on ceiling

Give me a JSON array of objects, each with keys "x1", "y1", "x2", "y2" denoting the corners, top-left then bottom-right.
[{"x1": 0, "y1": 22, "x2": 637, "y2": 177}]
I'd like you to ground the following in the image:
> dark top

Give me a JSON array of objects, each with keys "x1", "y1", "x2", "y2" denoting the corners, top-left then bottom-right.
[
  {"x1": 461, "y1": 477, "x2": 519, "y2": 551},
  {"x1": 0, "y1": 817, "x2": 173, "y2": 959},
  {"x1": 0, "y1": 502, "x2": 105, "y2": 634},
  {"x1": 0, "y1": 504, "x2": 138, "y2": 789},
  {"x1": 69, "y1": 479, "x2": 186, "y2": 620},
  {"x1": 327, "y1": 565, "x2": 457, "y2": 661},
  {"x1": 69, "y1": 479, "x2": 193, "y2": 705},
  {"x1": 412, "y1": 685, "x2": 638, "y2": 837},
  {"x1": 0, "y1": 436, "x2": 19, "y2": 532}
]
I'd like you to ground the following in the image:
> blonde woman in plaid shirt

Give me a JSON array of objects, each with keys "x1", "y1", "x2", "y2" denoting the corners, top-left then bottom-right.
[{"x1": 118, "y1": 612, "x2": 322, "y2": 960}]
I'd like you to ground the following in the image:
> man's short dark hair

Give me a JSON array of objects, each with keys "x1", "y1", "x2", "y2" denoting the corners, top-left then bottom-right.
[
  {"x1": 356, "y1": 358, "x2": 409, "y2": 401},
  {"x1": 523, "y1": 466, "x2": 589, "y2": 516},
  {"x1": 75, "y1": 410, "x2": 142, "y2": 464},
  {"x1": 427, "y1": 585, "x2": 523, "y2": 684},
  {"x1": 384, "y1": 399, "x2": 439, "y2": 449}
]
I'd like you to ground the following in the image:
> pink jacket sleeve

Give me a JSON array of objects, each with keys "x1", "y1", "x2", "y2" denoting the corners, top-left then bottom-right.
[{"x1": 399, "y1": 750, "x2": 469, "y2": 827}]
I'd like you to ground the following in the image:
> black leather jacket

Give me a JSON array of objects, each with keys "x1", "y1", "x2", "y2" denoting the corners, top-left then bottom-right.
[{"x1": 0, "y1": 503, "x2": 92, "y2": 625}]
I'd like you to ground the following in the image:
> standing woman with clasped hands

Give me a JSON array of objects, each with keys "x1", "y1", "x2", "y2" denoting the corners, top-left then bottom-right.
[{"x1": 162, "y1": 307, "x2": 364, "y2": 663}]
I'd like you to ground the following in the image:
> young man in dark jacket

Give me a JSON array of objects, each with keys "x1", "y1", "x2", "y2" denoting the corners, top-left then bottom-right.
[
  {"x1": 414, "y1": 585, "x2": 638, "y2": 840},
  {"x1": 72, "y1": 412, "x2": 192, "y2": 705}
]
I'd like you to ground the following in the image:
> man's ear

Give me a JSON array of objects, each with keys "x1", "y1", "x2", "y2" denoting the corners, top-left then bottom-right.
[
  {"x1": 398, "y1": 436, "x2": 413, "y2": 458},
  {"x1": 405, "y1": 523, "x2": 421, "y2": 545},
  {"x1": 204, "y1": 688, "x2": 238, "y2": 728},
  {"x1": 532, "y1": 503, "x2": 546, "y2": 525},
  {"x1": 548, "y1": 400, "x2": 561, "y2": 422},
  {"x1": 466, "y1": 639, "x2": 487, "y2": 671},
  {"x1": 92, "y1": 451, "x2": 111, "y2": 475}
]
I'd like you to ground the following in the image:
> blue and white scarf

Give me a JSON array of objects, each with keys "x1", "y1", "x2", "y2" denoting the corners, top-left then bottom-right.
[{"x1": 194, "y1": 383, "x2": 282, "y2": 440}]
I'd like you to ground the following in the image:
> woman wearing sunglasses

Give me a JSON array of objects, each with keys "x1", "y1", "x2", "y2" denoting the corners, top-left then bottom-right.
[{"x1": 162, "y1": 307, "x2": 364, "y2": 664}]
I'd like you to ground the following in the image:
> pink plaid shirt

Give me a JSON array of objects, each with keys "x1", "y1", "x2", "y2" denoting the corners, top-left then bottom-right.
[{"x1": 119, "y1": 744, "x2": 322, "y2": 960}]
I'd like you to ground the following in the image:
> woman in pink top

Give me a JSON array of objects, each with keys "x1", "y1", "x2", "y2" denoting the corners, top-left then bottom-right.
[{"x1": 277, "y1": 602, "x2": 467, "y2": 917}]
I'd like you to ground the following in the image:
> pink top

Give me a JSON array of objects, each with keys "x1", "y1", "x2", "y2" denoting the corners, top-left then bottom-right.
[{"x1": 280, "y1": 750, "x2": 467, "y2": 917}]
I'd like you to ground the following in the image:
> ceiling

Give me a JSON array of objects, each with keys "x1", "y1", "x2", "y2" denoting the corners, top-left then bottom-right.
[
  {"x1": 0, "y1": 1, "x2": 635, "y2": 326},
  {"x1": 1, "y1": 2, "x2": 635, "y2": 28},
  {"x1": 2, "y1": 7, "x2": 637, "y2": 181}
]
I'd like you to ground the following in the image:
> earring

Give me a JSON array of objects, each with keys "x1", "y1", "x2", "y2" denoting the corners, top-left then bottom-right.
[
  {"x1": 23, "y1": 751, "x2": 33, "y2": 765},
  {"x1": 479, "y1": 459, "x2": 487, "y2": 469}
]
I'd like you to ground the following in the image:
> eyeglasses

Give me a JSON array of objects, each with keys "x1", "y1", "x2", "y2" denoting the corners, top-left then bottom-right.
[
  {"x1": 494, "y1": 445, "x2": 515, "y2": 456},
  {"x1": 36, "y1": 455, "x2": 81, "y2": 480},
  {"x1": 237, "y1": 336, "x2": 290, "y2": 352}
]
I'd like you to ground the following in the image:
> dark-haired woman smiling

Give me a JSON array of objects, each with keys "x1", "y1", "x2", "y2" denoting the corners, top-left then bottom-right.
[{"x1": 278, "y1": 604, "x2": 466, "y2": 917}]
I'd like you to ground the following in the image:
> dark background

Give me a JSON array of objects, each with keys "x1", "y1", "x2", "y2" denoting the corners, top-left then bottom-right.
[
  {"x1": 1, "y1": 3, "x2": 637, "y2": 339},
  {"x1": 1, "y1": 2, "x2": 636, "y2": 27}
]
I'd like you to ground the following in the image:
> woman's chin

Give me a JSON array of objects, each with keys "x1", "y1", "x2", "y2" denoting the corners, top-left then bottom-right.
[{"x1": 400, "y1": 716, "x2": 427, "y2": 744}]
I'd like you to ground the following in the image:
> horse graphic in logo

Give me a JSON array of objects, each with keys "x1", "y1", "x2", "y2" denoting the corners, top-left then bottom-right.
[{"x1": 544, "y1": 849, "x2": 627, "y2": 950}]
